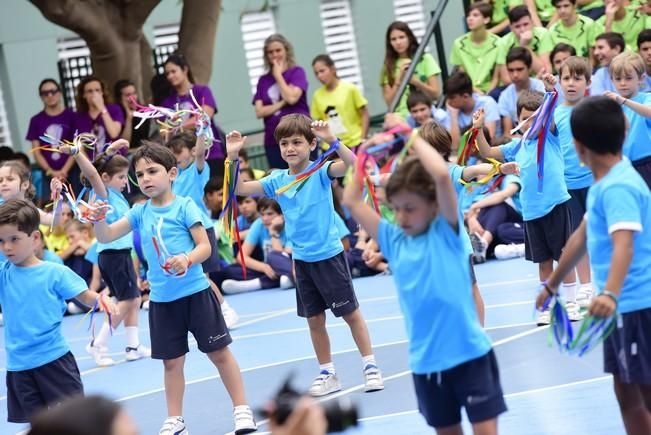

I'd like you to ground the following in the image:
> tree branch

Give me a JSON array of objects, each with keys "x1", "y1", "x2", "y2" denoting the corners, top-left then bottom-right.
[{"x1": 178, "y1": 0, "x2": 221, "y2": 84}]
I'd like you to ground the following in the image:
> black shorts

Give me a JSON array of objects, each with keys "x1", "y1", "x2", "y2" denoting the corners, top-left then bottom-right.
[
  {"x1": 604, "y1": 307, "x2": 651, "y2": 385},
  {"x1": 294, "y1": 251, "x2": 359, "y2": 318},
  {"x1": 412, "y1": 350, "x2": 507, "y2": 428},
  {"x1": 148, "y1": 288, "x2": 232, "y2": 360},
  {"x1": 98, "y1": 249, "x2": 141, "y2": 301},
  {"x1": 202, "y1": 227, "x2": 221, "y2": 274},
  {"x1": 633, "y1": 156, "x2": 651, "y2": 190},
  {"x1": 468, "y1": 255, "x2": 477, "y2": 285},
  {"x1": 6, "y1": 351, "x2": 83, "y2": 423},
  {"x1": 524, "y1": 201, "x2": 572, "y2": 263},
  {"x1": 567, "y1": 188, "x2": 589, "y2": 232}
]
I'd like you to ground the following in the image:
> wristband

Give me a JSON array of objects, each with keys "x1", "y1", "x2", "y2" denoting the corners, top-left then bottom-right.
[
  {"x1": 182, "y1": 253, "x2": 192, "y2": 268},
  {"x1": 601, "y1": 290, "x2": 619, "y2": 307},
  {"x1": 620, "y1": 98, "x2": 627, "y2": 106},
  {"x1": 543, "y1": 282, "x2": 555, "y2": 297},
  {"x1": 69, "y1": 145, "x2": 80, "y2": 156},
  {"x1": 101, "y1": 109, "x2": 108, "y2": 115}
]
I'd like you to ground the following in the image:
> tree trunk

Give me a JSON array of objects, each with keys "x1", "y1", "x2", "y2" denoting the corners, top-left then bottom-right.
[{"x1": 178, "y1": 0, "x2": 222, "y2": 84}]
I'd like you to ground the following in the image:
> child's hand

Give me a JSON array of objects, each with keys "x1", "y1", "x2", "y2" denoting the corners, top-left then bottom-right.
[
  {"x1": 50, "y1": 178, "x2": 63, "y2": 198},
  {"x1": 535, "y1": 283, "x2": 556, "y2": 311},
  {"x1": 310, "y1": 120, "x2": 337, "y2": 144},
  {"x1": 98, "y1": 294, "x2": 120, "y2": 316},
  {"x1": 270, "y1": 215, "x2": 285, "y2": 233},
  {"x1": 518, "y1": 29, "x2": 533, "y2": 47},
  {"x1": 472, "y1": 109, "x2": 485, "y2": 129},
  {"x1": 603, "y1": 91, "x2": 625, "y2": 104},
  {"x1": 588, "y1": 294, "x2": 617, "y2": 318},
  {"x1": 106, "y1": 139, "x2": 129, "y2": 155},
  {"x1": 137, "y1": 277, "x2": 150, "y2": 292},
  {"x1": 542, "y1": 73, "x2": 557, "y2": 92},
  {"x1": 87, "y1": 199, "x2": 109, "y2": 222},
  {"x1": 605, "y1": 0, "x2": 618, "y2": 19},
  {"x1": 499, "y1": 162, "x2": 520, "y2": 176},
  {"x1": 166, "y1": 254, "x2": 191, "y2": 275},
  {"x1": 225, "y1": 131, "x2": 247, "y2": 159}
]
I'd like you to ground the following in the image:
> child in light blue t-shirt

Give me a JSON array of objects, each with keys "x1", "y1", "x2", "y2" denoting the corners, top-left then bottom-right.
[
  {"x1": 342, "y1": 129, "x2": 506, "y2": 432},
  {"x1": 536, "y1": 96, "x2": 651, "y2": 432}
]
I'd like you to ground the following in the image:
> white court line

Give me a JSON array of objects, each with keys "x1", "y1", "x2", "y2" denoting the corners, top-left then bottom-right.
[{"x1": 480, "y1": 277, "x2": 537, "y2": 288}]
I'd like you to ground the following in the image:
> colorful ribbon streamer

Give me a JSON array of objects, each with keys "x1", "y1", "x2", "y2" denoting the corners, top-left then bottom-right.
[
  {"x1": 151, "y1": 217, "x2": 188, "y2": 277},
  {"x1": 274, "y1": 140, "x2": 342, "y2": 196},
  {"x1": 219, "y1": 159, "x2": 247, "y2": 279},
  {"x1": 458, "y1": 158, "x2": 503, "y2": 191},
  {"x1": 457, "y1": 128, "x2": 479, "y2": 167}
]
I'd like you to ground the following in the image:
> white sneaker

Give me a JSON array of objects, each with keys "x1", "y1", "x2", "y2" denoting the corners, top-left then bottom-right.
[
  {"x1": 565, "y1": 301, "x2": 584, "y2": 322},
  {"x1": 142, "y1": 300, "x2": 150, "y2": 311},
  {"x1": 67, "y1": 301, "x2": 84, "y2": 315},
  {"x1": 279, "y1": 275, "x2": 294, "y2": 289},
  {"x1": 233, "y1": 405, "x2": 257, "y2": 434},
  {"x1": 494, "y1": 243, "x2": 526, "y2": 260},
  {"x1": 470, "y1": 233, "x2": 488, "y2": 263},
  {"x1": 309, "y1": 371, "x2": 342, "y2": 397},
  {"x1": 222, "y1": 303, "x2": 239, "y2": 330},
  {"x1": 363, "y1": 364, "x2": 384, "y2": 392},
  {"x1": 86, "y1": 342, "x2": 115, "y2": 367},
  {"x1": 125, "y1": 344, "x2": 151, "y2": 361},
  {"x1": 159, "y1": 416, "x2": 188, "y2": 435},
  {"x1": 576, "y1": 286, "x2": 594, "y2": 308},
  {"x1": 536, "y1": 309, "x2": 551, "y2": 326}
]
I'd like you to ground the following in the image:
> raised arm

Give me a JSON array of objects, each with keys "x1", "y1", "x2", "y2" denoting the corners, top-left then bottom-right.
[
  {"x1": 310, "y1": 121, "x2": 356, "y2": 178},
  {"x1": 605, "y1": 92, "x2": 651, "y2": 118},
  {"x1": 342, "y1": 168, "x2": 381, "y2": 242},
  {"x1": 94, "y1": 215, "x2": 132, "y2": 244},
  {"x1": 225, "y1": 131, "x2": 265, "y2": 196},
  {"x1": 194, "y1": 134, "x2": 208, "y2": 173},
  {"x1": 473, "y1": 109, "x2": 505, "y2": 160},
  {"x1": 60, "y1": 144, "x2": 108, "y2": 199}
]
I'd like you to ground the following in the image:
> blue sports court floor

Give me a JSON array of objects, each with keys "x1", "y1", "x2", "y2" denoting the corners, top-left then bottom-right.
[{"x1": 0, "y1": 257, "x2": 626, "y2": 434}]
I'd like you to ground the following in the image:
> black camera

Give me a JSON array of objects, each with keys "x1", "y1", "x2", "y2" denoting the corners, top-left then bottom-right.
[{"x1": 267, "y1": 378, "x2": 358, "y2": 433}]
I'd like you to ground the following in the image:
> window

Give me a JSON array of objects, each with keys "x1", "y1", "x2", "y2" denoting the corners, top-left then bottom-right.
[
  {"x1": 153, "y1": 23, "x2": 180, "y2": 75},
  {"x1": 319, "y1": 0, "x2": 364, "y2": 93},
  {"x1": 0, "y1": 78, "x2": 12, "y2": 148},
  {"x1": 240, "y1": 9, "x2": 276, "y2": 94},
  {"x1": 393, "y1": 0, "x2": 427, "y2": 42},
  {"x1": 57, "y1": 36, "x2": 92, "y2": 109}
]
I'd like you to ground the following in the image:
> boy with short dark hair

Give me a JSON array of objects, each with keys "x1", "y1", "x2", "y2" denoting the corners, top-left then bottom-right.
[
  {"x1": 536, "y1": 96, "x2": 651, "y2": 435},
  {"x1": 549, "y1": 0, "x2": 604, "y2": 58},
  {"x1": 591, "y1": 32, "x2": 625, "y2": 95},
  {"x1": 405, "y1": 91, "x2": 450, "y2": 129},
  {"x1": 637, "y1": 29, "x2": 651, "y2": 91}
]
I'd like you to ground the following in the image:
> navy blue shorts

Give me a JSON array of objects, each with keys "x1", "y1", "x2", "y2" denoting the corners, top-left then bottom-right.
[
  {"x1": 98, "y1": 249, "x2": 141, "y2": 301},
  {"x1": 524, "y1": 201, "x2": 572, "y2": 263},
  {"x1": 202, "y1": 227, "x2": 221, "y2": 273},
  {"x1": 294, "y1": 251, "x2": 359, "y2": 318},
  {"x1": 148, "y1": 288, "x2": 232, "y2": 360},
  {"x1": 567, "y1": 188, "x2": 589, "y2": 232},
  {"x1": 604, "y1": 307, "x2": 651, "y2": 385},
  {"x1": 412, "y1": 350, "x2": 507, "y2": 428},
  {"x1": 6, "y1": 351, "x2": 83, "y2": 423},
  {"x1": 633, "y1": 156, "x2": 651, "y2": 190}
]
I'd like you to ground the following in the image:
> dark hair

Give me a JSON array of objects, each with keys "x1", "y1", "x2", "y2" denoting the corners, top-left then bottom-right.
[
  {"x1": 468, "y1": 2, "x2": 492, "y2": 19},
  {"x1": 132, "y1": 143, "x2": 177, "y2": 172},
  {"x1": 257, "y1": 197, "x2": 282, "y2": 214},
  {"x1": 559, "y1": 56, "x2": 592, "y2": 82},
  {"x1": 27, "y1": 395, "x2": 121, "y2": 435},
  {"x1": 274, "y1": 114, "x2": 316, "y2": 144},
  {"x1": 383, "y1": 21, "x2": 420, "y2": 87},
  {"x1": 0, "y1": 161, "x2": 36, "y2": 200},
  {"x1": 385, "y1": 156, "x2": 437, "y2": 203},
  {"x1": 38, "y1": 78, "x2": 60, "y2": 93},
  {"x1": 166, "y1": 131, "x2": 197, "y2": 154},
  {"x1": 150, "y1": 73, "x2": 173, "y2": 106},
  {"x1": 240, "y1": 167, "x2": 255, "y2": 180},
  {"x1": 507, "y1": 5, "x2": 531, "y2": 23},
  {"x1": 0, "y1": 146, "x2": 14, "y2": 162},
  {"x1": 204, "y1": 177, "x2": 223, "y2": 195},
  {"x1": 571, "y1": 96, "x2": 625, "y2": 155},
  {"x1": 11, "y1": 152, "x2": 31, "y2": 170},
  {"x1": 238, "y1": 148, "x2": 249, "y2": 161},
  {"x1": 406, "y1": 91, "x2": 433, "y2": 111},
  {"x1": 506, "y1": 46, "x2": 533, "y2": 68},
  {"x1": 550, "y1": 43, "x2": 576, "y2": 66},
  {"x1": 263, "y1": 34, "x2": 297, "y2": 72},
  {"x1": 90, "y1": 153, "x2": 130, "y2": 186},
  {"x1": 417, "y1": 120, "x2": 452, "y2": 161},
  {"x1": 516, "y1": 90, "x2": 544, "y2": 117},
  {"x1": 552, "y1": 0, "x2": 576, "y2": 5},
  {"x1": 312, "y1": 54, "x2": 335, "y2": 68},
  {"x1": 0, "y1": 199, "x2": 40, "y2": 235},
  {"x1": 638, "y1": 29, "x2": 651, "y2": 49},
  {"x1": 444, "y1": 71, "x2": 473, "y2": 97},
  {"x1": 164, "y1": 53, "x2": 196, "y2": 84},
  {"x1": 75, "y1": 76, "x2": 111, "y2": 113},
  {"x1": 596, "y1": 32, "x2": 625, "y2": 54},
  {"x1": 113, "y1": 79, "x2": 135, "y2": 105}
]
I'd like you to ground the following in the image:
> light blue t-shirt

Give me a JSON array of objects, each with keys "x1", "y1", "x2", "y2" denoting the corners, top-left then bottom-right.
[
  {"x1": 590, "y1": 67, "x2": 616, "y2": 96},
  {"x1": 622, "y1": 92, "x2": 651, "y2": 162},
  {"x1": 335, "y1": 213, "x2": 351, "y2": 238},
  {"x1": 0, "y1": 260, "x2": 87, "y2": 371},
  {"x1": 237, "y1": 215, "x2": 254, "y2": 232},
  {"x1": 84, "y1": 241, "x2": 99, "y2": 265},
  {"x1": 94, "y1": 187, "x2": 133, "y2": 252},
  {"x1": 500, "y1": 133, "x2": 570, "y2": 221},
  {"x1": 586, "y1": 159, "x2": 651, "y2": 313},
  {"x1": 43, "y1": 249, "x2": 63, "y2": 264},
  {"x1": 173, "y1": 162, "x2": 214, "y2": 230},
  {"x1": 245, "y1": 218, "x2": 288, "y2": 262},
  {"x1": 644, "y1": 75, "x2": 651, "y2": 93},
  {"x1": 377, "y1": 216, "x2": 491, "y2": 373},
  {"x1": 454, "y1": 94, "x2": 502, "y2": 139},
  {"x1": 407, "y1": 106, "x2": 451, "y2": 130},
  {"x1": 126, "y1": 196, "x2": 209, "y2": 302},
  {"x1": 554, "y1": 105, "x2": 594, "y2": 190},
  {"x1": 500, "y1": 174, "x2": 523, "y2": 215},
  {"x1": 260, "y1": 162, "x2": 343, "y2": 262},
  {"x1": 498, "y1": 79, "x2": 545, "y2": 127},
  {"x1": 448, "y1": 164, "x2": 475, "y2": 256}
]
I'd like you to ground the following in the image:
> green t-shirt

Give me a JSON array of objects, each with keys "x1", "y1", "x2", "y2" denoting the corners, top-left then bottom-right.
[
  {"x1": 535, "y1": 0, "x2": 555, "y2": 23},
  {"x1": 311, "y1": 80, "x2": 368, "y2": 147},
  {"x1": 597, "y1": 6, "x2": 650, "y2": 51},
  {"x1": 473, "y1": 0, "x2": 523, "y2": 25},
  {"x1": 578, "y1": 1, "x2": 604, "y2": 12},
  {"x1": 497, "y1": 26, "x2": 553, "y2": 65},
  {"x1": 214, "y1": 220, "x2": 235, "y2": 265},
  {"x1": 380, "y1": 53, "x2": 441, "y2": 118},
  {"x1": 450, "y1": 32, "x2": 502, "y2": 92},
  {"x1": 549, "y1": 15, "x2": 604, "y2": 58}
]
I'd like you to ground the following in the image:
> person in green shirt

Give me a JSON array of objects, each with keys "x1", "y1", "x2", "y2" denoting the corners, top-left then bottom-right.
[
  {"x1": 380, "y1": 21, "x2": 441, "y2": 119},
  {"x1": 549, "y1": 0, "x2": 604, "y2": 58},
  {"x1": 474, "y1": 0, "x2": 524, "y2": 35},
  {"x1": 497, "y1": 5, "x2": 554, "y2": 82},
  {"x1": 525, "y1": 0, "x2": 557, "y2": 26},
  {"x1": 577, "y1": 0, "x2": 605, "y2": 20},
  {"x1": 599, "y1": 0, "x2": 650, "y2": 52},
  {"x1": 450, "y1": 2, "x2": 502, "y2": 94}
]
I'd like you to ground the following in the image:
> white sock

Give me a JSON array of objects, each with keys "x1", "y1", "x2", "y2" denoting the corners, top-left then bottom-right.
[
  {"x1": 362, "y1": 354, "x2": 377, "y2": 369},
  {"x1": 222, "y1": 279, "x2": 262, "y2": 294},
  {"x1": 320, "y1": 362, "x2": 335, "y2": 375},
  {"x1": 93, "y1": 321, "x2": 112, "y2": 348},
  {"x1": 221, "y1": 299, "x2": 230, "y2": 309},
  {"x1": 580, "y1": 282, "x2": 593, "y2": 293},
  {"x1": 563, "y1": 282, "x2": 577, "y2": 303},
  {"x1": 125, "y1": 326, "x2": 139, "y2": 348}
]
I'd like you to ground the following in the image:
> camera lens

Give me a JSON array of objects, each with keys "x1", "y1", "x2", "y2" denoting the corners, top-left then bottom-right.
[{"x1": 324, "y1": 397, "x2": 358, "y2": 433}]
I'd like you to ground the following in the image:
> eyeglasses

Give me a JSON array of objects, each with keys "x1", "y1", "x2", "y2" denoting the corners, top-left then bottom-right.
[{"x1": 39, "y1": 89, "x2": 59, "y2": 97}]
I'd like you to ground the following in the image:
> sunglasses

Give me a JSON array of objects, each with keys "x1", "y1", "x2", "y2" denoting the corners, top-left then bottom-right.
[{"x1": 39, "y1": 89, "x2": 59, "y2": 97}]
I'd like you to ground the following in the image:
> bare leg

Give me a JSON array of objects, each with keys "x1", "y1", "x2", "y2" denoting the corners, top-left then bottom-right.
[
  {"x1": 206, "y1": 347, "x2": 247, "y2": 406},
  {"x1": 307, "y1": 313, "x2": 332, "y2": 364},
  {"x1": 576, "y1": 254, "x2": 591, "y2": 284},
  {"x1": 472, "y1": 283, "x2": 485, "y2": 326},
  {"x1": 342, "y1": 309, "x2": 373, "y2": 356},
  {"x1": 472, "y1": 418, "x2": 498, "y2": 435},
  {"x1": 613, "y1": 377, "x2": 651, "y2": 435},
  {"x1": 163, "y1": 355, "x2": 186, "y2": 416},
  {"x1": 435, "y1": 424, "x2": 464, "y2": 435}
]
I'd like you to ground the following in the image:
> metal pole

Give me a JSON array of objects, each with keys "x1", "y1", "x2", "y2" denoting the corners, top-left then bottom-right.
[{"x1": 388, "y1": 0, "x2": 450, "y2": 113}]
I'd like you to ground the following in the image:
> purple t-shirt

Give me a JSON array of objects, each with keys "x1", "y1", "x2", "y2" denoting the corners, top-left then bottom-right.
[
  {"x1": 161, "y1": 84, "x2": 224, "y2": 159},
  {"x1": 74, "y1": 103, "x2": 125, "y2": 156},
  {"x1": 26, "y1": 109, "x2": 76, "y2": 170},
  {"x1": 252, "y1": 66, "x2": 310, "y2": 147}
]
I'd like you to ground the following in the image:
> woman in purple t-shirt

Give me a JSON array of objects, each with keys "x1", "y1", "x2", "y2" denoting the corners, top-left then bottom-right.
[
  {"x1": 74, "y1": 76, "x2": 125, "y2": 158},
  {"x1": 161, "y1": 53, "x2": 224, "y2": 178},
  {"x1": 26, "y1": 78, "x2": 77, "y2": 199},
  {"x1": 253, "y1": 34, "x2": 310, "y2": 169}
]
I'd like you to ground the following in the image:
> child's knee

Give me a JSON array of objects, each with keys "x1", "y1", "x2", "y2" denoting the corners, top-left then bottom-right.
[
  {"x1": 614, "y1": 378, "x2": 644, "y2": 411},
  {"x1": 307, "y1": 313, "x2": 326, "y2": 329},
  {"x1": 342, "y1": 309, "x2": 362, "y2": 324},
  {"x1": 207, "y1": 347, "x2": 230, "y2": 365},
  {"x1": 163, "y1": 356, "x2": 184, "y2": 372}
]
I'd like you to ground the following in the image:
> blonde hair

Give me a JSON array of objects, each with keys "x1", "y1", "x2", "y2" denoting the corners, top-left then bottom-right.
[
  {"x1": 610, "y1": 51, "x2": 645, "y2": 79},
  {"x1": 263, "y1": 34, "x2": 296, "y2": 72}
]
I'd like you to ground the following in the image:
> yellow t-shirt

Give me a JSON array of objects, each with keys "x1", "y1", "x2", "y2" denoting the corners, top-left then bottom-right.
[
  {"x1": 40, "y1": 225, "x2": 69, "y2": 255},
  {"x1": 310, "y1": 80, "x2": 368, "y2": 147}
]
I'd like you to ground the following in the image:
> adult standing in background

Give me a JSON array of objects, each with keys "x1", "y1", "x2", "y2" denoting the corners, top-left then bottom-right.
[
  {"x1": 114, "y1": 79, "x2": 156, "y2": 149},
  {"x1": 26, "y1": 79, "x2": 77, "y2": 200},
  {"x1": 253, "y1": 34, "x2": 310, "y2": 169}
]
